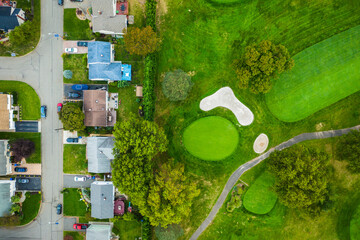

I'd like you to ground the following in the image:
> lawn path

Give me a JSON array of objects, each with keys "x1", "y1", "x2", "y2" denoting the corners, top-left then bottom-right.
[{"x1": 191, "y1": 124, "x2": 360, "y2": 240}]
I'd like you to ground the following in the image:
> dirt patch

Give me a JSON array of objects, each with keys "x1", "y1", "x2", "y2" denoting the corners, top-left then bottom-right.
[{"x1": 157, "y1": 0, "x2": 168, "y2": 15}]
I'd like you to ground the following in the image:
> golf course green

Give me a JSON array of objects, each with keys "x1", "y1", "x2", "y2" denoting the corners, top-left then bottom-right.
[
  {"x1": 266, "y1": 25, "x2": 360, "y2": 122},
  {"x1": 183, "y1": 116, "x2": 239, "y2": 161},
  {"x1": 243, "y1": 171, "x2": 277, "y2": 215}
]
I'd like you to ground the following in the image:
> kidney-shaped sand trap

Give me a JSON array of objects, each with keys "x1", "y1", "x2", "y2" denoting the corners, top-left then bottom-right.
[
  {"x1": 253, "y1": 133, "x2": 269, "y2": 154},
  {"x1": 200, "y1": 87, "x2": 254, "y2": 126}
]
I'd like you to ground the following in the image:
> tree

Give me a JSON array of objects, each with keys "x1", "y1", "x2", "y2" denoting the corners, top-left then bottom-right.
[
  {"x1": 10, "y1": 204, "x2": 20, "y2": 214},
  {"x1": 267, "y1": 145, "x2": 330, "y2": 211},
  {"x1": 124, "y1": 26, "x2": 159, "y2": 56},
  {"x1": 338, "y1": 130, "x2": 360, "y2": 173},
  {"x1": 162, "y1": 69, "x2": 193, "y2": 101},
  {"x1": 58, "y1": 104, "x2": 85, "y2": 131},
  {"x1": 141, "y1": 161, "x2": 200, "y2": 227},
  {"x1": 10, "y1": 139, "x2": 35, "y2": 163},
  {"x1": 11, "y1": 195, "x2": 21, "y2": 203},
  {"x1": 9, "y1": 21, "x2": 37, "y2": 48},
  {"x1": 233, "y1": 40, "x2": 294, "y2": 94},
  {"x1": 63, "y1": 70, "x2": 73, "y2": 79}
]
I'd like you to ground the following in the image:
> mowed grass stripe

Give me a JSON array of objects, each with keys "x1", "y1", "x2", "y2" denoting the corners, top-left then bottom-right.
[{"x1": 266, "y1": 25, "x2": 360, "y2": 122}]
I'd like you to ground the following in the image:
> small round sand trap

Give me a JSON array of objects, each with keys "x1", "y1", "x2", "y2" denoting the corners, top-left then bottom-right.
[{"x1": 253, "y1": 133, "x2": 269, "y2": 154}]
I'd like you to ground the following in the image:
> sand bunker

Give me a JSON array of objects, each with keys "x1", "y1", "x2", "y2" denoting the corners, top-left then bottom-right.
[
  {"x1": 253, "y1": 133, "x2": 269, "y2": 154},
  {"x1": 200, "y1": 87, "x2": 254, "y2": 126}
]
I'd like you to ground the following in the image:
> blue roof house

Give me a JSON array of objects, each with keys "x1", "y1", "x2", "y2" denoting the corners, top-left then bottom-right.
[
  {"x1": 88, "y1": 41, "x2": 131, "y2": 81},
  {"x1": 0, "y1": 6, "x2": 26, "y2": 32}
]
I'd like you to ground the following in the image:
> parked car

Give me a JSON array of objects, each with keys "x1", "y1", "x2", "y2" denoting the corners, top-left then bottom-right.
[
  {"x1": 65, "y1": 48, "x2": 78, "y2": 53},
  {"x1": 57, "y1": 103, "x2": 63, "y2": 113},
  {"x1": 14, "y1": 167, "x2": 27, "y2": 172},
  {"x1": 71, "y1": 84, "x2": 89, "y2": 91},
  {"x1": 66, "y1": 138, "x2": 79, "y2": 143},
  {"x1": 40, "y1": 105, "x2": 47, "y2": 118},
  {"x1": 58, "y1": 0, "x2": 63, "y2": 6},
  {"x1": 56, "y1": 204, "x2": 62, "y2": 215},
  {"x1": 67, "y1": 92, "x2": 81, "y2": 98},
  {"x1": 17, "y1": 178, "x2": 30, "y2": 184},
  {"x1": 77, "y1": 41, "x2": 88, "y2": 47},
  {"x1": 74, "y1": 176, "x2": 87, "y2": 182},
  {"x1": 73, "y1": 223, "x2": 89, "y2": 230},
  {"x1": 70, "y1": 0, "x2": 83, "y2": 2}
]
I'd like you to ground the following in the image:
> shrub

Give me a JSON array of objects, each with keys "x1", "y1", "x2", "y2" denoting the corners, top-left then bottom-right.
[
  {"x1": 117, "y1": 80, "x2": 130, "y2": 88},
  {"x1": 142, "y1": 217, "x2": 152, "y2": 240},
  {"x1": 11, "y1": 92, "x2": 18, "y2": 105},
  {"x1": 145, "y1": 0, "x2": 157, "y2": 29},
  {"x1": 13, "y1": 110, "x2": 18, "y2": 115},
  {"x1": 162, "y1": 69, "x2": 193, "y2": 101},
  {"x1": 13, "y1": 118, "x2": 17, "y2": 122},
  {"x1": 143, "y1": 54, "x2": 156, "y2": 120}
]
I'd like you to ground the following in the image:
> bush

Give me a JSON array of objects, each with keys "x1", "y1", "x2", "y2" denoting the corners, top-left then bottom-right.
[
  {"x1": 118, "y1": 80, "x2": 130, "y2": 88},
  {"x1": 145, "y1": 0, "x2": 157, "y2": 29},
  {"x1": 11, "y1": 91, "x2": 18, "y2": 105},
  {"x1": 13, "y1": 118, "x2": 17, "y2": 122},
  {"x1": 142, "y1": 217, "x2": 152, "y2": 240},
  {"x1": 162, "y1": 69, "x2": 193, "y2": 101},
  {"x1": 143, "y1": 54, "x2": 156, "y2": 120},
  {"x1": 13, "y1": 110, "x2": 18, "y2": 115}
]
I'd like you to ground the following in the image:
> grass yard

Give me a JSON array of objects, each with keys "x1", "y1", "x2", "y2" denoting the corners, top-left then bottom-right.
[
  {"x1": 112, "y1": 220, "x2": 142, "y2": 239},
  {"x1": 0, "y1": 81, "x2": 40, "y2": 120},
  {"x1": 183, "y1": 116, "x2": 239, "y2": 161},
  {"x1": 0, "y1": 132, "x2": 41, "y2": 163},
  {"x1": 243, "y1": 171, "x2": 277, "y2": 215},
  {"x1": 64, "y1": 231, "x2": 85, "y2": 240},
  {"x1": 63, "y1": 188, "x2": 88, "y2": 217},
  {"x1": 63, "y1": 144, "x2": 87, "y2": 174},
  {"x1": 266, "y1": 25, "x2": 360, "y2": 122},
  {"x1": 62, "y1": 54, "x2": 89, "y2": 84},
  {"x1": 350, "y1": 204, "x2": 360, "y2": 240},
  {"x1": 20, "y1": 192, "x2": 41, "y2": 225},
  {"x1": 63, "y1": 9, "x2": 93, "y2": 40},
  {"x1": 111, "y1": 86, "x2": 141, "y2": 121}
]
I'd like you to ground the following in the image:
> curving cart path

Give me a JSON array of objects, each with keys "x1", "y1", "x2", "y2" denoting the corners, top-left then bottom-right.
[{"x1": 190, "y1": 124, "x2": 360, "y2": 240}]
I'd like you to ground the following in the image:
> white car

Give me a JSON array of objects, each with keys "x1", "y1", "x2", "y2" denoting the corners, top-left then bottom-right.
[
  {"x1": 74, "y1": 176, "x2": 87, "y2": 182},
  {"x1": 65, "y1": 48, "x2": 78, "y2": 53}
]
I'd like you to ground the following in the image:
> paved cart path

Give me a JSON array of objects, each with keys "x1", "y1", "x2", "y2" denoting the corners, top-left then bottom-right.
[{"x1": 190, "y1": 125, "x2": 360, "y2": 240}]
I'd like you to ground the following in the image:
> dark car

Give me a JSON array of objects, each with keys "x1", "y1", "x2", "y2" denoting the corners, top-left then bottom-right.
[
  {"x1": 56, "y1": 204, "x2": 62, "y2": 215},
  {"x1": 66, "y1": 138, "x2": 79, "y2": 143},
  {"x1": 68, "y1": 92, "x2": 81, "y2": 98},
  {"x1": 71, "y1": 84, "x2": 88, "y2": 91},
  {"x1": 14, "y1": 167, "x2": 27, "y2": 172},
  {"x1": 77, "y1": 42, "x2": 88, "y2": 47},
  {"x1": 70, "y1": 0, "x2": 83, "y2": 2},
  {"x1": 73, "y1": 223, "x2": 89, "y2": 230},
  {"x1": 41, "y1": 105, "x2": 47, "y2": 118},
  {"x1": 17, "y1": 178, "x2": 30, "y2": 184}
]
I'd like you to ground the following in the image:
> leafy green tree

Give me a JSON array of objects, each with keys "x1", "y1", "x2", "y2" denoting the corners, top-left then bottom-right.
[
  {"x1": 267, "y1": 145, "x2": 330, "y2": 211},
  {"x1": 9, "y1": 21, "x2": 37, "y2": 48},
  {"x1": 58, "y1": 104, "x2": 85, "y2": 131},
  {"x1": 233, "y1": 40, "x2": 294, "y2": 94},
  {"x1": 10, "y1": 204, "x2": 20, "y2": 214},
  {"x1": 11, "y1": 195, "x2": 21, "y2": 203},
  {"x1": 162, "y1": 69, "x2": 193, "y2": 101},
  {"x1": 338, "y1": 130, "x2": 360, "y2": 173},
  {"x1": 124, "y1": 26, "x2": 159, "y2": 56},
  {"x1": 141, "y1": 161, "x2": 200, "y2": 227}
]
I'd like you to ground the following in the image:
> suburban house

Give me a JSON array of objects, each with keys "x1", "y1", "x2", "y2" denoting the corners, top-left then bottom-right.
[
  {"x1": 87, "y1": 41, "x2": 131, "y2": 81},
  {"x1": 0, "y1": 140, "x2": 11, "y2": 176},
  {"x1": 86, "y1": 223, "x2": 113, "y2": 240},
  {"x1": 90, "y1": 181, "x2": 115, "y2": 219},
  {"x1": 0, "y1": 6, "x2": 26, "y2": 32},
  {"x1": 0, "y1": 93, "x2": 15, "y2": 132},
  {"x1": 0, "y1": 180, "x2": 16, "y2": 217},
  {"x1": 91, "y1": 0, "x2": 127, "y2": 36},
  {"x1": 86, "y1": 137, "x2": 115, "y2": 173}
]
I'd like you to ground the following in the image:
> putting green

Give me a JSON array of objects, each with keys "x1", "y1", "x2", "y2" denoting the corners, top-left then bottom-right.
[
  {"x1": 266, "y1": 25, "x2": 360, "y2": 122},
  {"x1": 183, "y1": 116, "x2": 239, "y2": 161}
]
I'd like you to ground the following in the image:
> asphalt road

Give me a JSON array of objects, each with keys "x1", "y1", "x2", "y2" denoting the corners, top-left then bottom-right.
[
  {"x1": 0, "y1": 0, "x2": 64, "y2": 239},
  {"x1": 63, "y1": 174, "x2": 95, "y2": 188},
  {"x1": 190, "y1": 125, "x2": 360, "y2": 240}
]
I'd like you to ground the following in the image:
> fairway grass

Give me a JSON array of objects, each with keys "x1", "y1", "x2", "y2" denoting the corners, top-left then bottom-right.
[
  {"x1": 243, "y1": 171, "x2": 277, "y2": 214},
  {"x1": 183, "y1": 116, "x2": 239, "y2": 161},
  {"x1": 266, "y1": 25, "x2": 360, "y2": 122}
]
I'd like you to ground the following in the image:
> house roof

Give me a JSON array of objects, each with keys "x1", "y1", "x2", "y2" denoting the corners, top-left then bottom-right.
[
  {"x1": 86, "y1": 223, "x2": 112, "y2": 240},
  {"x1": 92, "y1": 14, "x2": 127, "y2": 35},
  {"x1": 0, "y1": 6, "x2": 21, "y2": 31},
  {"x1": 88, "y1": 41, "x2": 111, "y2": 64},
  {"x1": 91, "y1": 0, "x2": 115, "y2": 17},
  {"x1": 0, "y1": 140, "x2": 8, "y2": 176},
  {"x1": 87, "y1": 137, "x2": 115, "y2": 173},
  {"x1": 91, "y1": 181, "x2": 114, "y2": 219},
  {"x1": 0, "y1": 94, "x2": 9, "y2": 130},
  {"x1": 89, "y1": 63, "x2": 123, "y2": 81},
  {"x1": 0, "y1": 181, "x2": 15, "y2": 217}
]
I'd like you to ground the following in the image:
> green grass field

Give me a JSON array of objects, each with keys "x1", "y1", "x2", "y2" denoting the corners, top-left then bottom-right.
[
  {"x1": 63, "y1": 189, "x2": 88, "y2": 217},
  {"x1": 350, "y1": 203, "x2": 360, "y2": 240},
  {"x1": 266, "y1": 25, "x2": 360, "y2": 122},
  {"x1": 243, "y1": 171, "x2": 277, "y2": 215},
  {"x1": 20, "y1": 192, "x2": 41, "y2": 225},
  {"x1": 64, "y1": 231, "x2": 85, "y2": 240},
  {"x1": 183, "y1": 116, "x2": 239, "y2": 161},
  {"x1": 0, "y1": 81, "x2": 40, "y2": 120},
  {"x1": 112, "y1": 220, "x2": 142, "y2": 239},
  {"x1": 63, "y1": 9, "x2": 93, "y2": 40},
  {"x1": 63, "y1": 144, "x2": 87, "y2": 174}
]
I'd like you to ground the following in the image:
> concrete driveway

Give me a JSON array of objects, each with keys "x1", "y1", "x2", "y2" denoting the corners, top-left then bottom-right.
[
  {"x1": 10, "y1": 164, "x2": 42, "y2": 175},
  {"x1": 63, "y1": 41, "x2": 89, "y2": 54},
  {"x1": 63, "y1": 131, "x2": 87, "y2": 144},
  {"x1": 63, "y1": 174, "x2": 95, "y2": 188},
  {"x1": 64, "y1": 0, "x2": 91, "y2": 10},
  {"x1": 16, "y1": 177, "x2": 41, "y2": 191},
  {"x1": 64, "y1": 84, "x2": 108, "y2": 100}
]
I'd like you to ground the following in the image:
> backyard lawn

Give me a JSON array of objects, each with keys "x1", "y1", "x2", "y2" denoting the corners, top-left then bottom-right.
[
  {"x1": 63, "y1": 9, "x2": 93, "y2": 40},
  {"x1": 0, "y1": 81, "x2": 40, "y2": 120},
  {"x1": 350, "y1": 204, "x2": 360, "y2": 240},
  {"x1": 112, "y1": 220, "x2": 142, "y2": 239},
  {"x1": 20, "y1": 192, "x2": 41, "y2": 225},
  {"x1": 63, "y1": 188, "x2": 88, "y2": 217},
  {"x1": 63, "y1": 144, "x2": 87, "y2": 174},
  {"x1": 64, "y1": 231, "x2": 85, "y2": 240}
]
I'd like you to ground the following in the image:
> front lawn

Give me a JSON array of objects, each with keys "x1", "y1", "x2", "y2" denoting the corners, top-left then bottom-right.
[
  {"x1": 0, "y1": 81, "x2": 40, "y2": 120},
  {"x1": 63, "y1": 9, "x2": 93, "y2": 40},
  {"x1": 0, "y1": 132, "x2": 41, "y2": 163},
  {"x1": 63, "y1": 144, "x2": 87, "y2": 174},
  {"x1": 20, "y1": 192, "x2": 41, "y2": 225},
  {"x1": 64, "y1": 231, "x2": 85, "y2": 240},
  {"x1": 63, "y1": 54, "x2": 89, "y2": 84},
  {"x1": 63, "y1": 188, "x2": 88, "y2": 217},
  {"x1": 112, "y1": 220, "x2": 142, "y2": 239}
]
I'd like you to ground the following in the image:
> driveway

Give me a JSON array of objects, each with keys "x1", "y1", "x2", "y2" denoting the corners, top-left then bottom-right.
[
  {"x1": 63, "y1": 84, "x2": 108, "y2": 100},
  {"x1": 64, "y1": 0, "x2": 91, "y2": 11},
  {"x1": 63, "y1": 40, "x2": 89, "y2": 54},
  {"x1": 15, "y1": 121, "x2": 39, "y2": 132},
  {"x1": 64, "y1": 217, "x2": 77, "y2": 231},
  {"x1": 63, "y1": 130, "x2": 87, "y2": 144},
  {"x1": 63, "y1": 174, "x2": 95, "y2": 188},
  {"x1": 10, "y1": 164, "x2": 42, "y2": 176},
  {"x1": 16, "y1": 177, "x2": 41, "y2": 191}
]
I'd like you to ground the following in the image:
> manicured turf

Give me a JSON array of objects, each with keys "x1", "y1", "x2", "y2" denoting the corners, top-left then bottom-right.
[
  {"x1": 63, "y1": 188, "x2": 88, "y2": 217},
  {"x1": 350, "y1": 203, "x2": 360, "y2": 240},
  {"x1": 243, "y1": 171, "x2": 277, "y2": 214},
  {"x1": 20, "y1": 192, "x2": 41, "y2": 225},
  {"x1": 112, "y1": 220, "x2": 142, "y2": 239},
  {"x1": 63, "y1": 9, "x2": 93, "y2": 40},
  {"x1": 63, "y1": 144, "x2": 87, "y2": 174},
  {"x1": 0, "y1": 81, "x2": 40, "y2": 120},
  {"x1": 183, "y1": 116, "x2": 239, "y2": 161},
  {"x1": 64, "y1": 231, "x2": 85, "y2": 240},
  {"x1": 266, "y1": 25, "x2": 360, "y2": 122}
]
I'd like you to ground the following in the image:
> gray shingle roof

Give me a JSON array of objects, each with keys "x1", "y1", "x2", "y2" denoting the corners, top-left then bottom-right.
[
  {"x1": 91, "y1": 181, "x2": 114, "y2": 219},
  {"x1": 0, "y1": 181, "x2": 14, "y2": 217},
  {"x1": 92, "y1": 14, "x2": 127, "y2": 35},
  {"x1": 0, "y1": 141, "x2": 8, "y2": 176},
  {"x1": 86, "y1": 223, "x2": 112, "y2": 240},
  {"x1": 87, "y1": 137, "x2": 115, "y2": 173}
]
